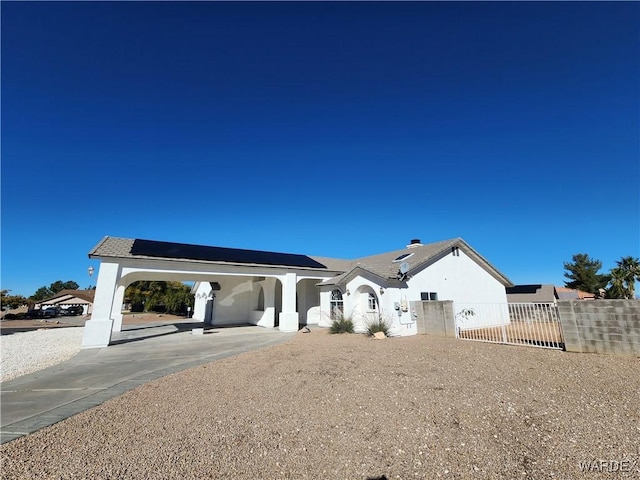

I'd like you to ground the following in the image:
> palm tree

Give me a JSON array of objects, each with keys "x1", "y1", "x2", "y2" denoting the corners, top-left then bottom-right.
[
  {"x1": 609, "y1": 256, "x2": 640, "y2": 299},
  {"x1": 607, "y1": 267, "x2": 627, "y2": 299}
]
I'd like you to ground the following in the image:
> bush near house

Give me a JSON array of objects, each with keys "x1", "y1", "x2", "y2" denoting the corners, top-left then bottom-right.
[
  {"x1": 365, "y1": 314, "x2": 391, "y2": 337},
  {"x1": 329, "y1": 316, "x2": 355, "y2": 334}
]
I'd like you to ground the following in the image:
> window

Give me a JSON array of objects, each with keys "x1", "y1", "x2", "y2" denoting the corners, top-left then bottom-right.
[
  {"x1": 368, "y1": 292, "x2": 378, "y2": 311},
  {"x1": 330, "y1": 289, "x2": 344, "y2": 320},
  {"x1": 421, "y1": 292, "x2": 439, "y2": 301}
]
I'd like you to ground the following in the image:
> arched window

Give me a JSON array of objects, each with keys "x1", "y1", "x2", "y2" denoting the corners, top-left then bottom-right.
[
  {"x1": 330, "y1": 289, "x2": 344, "y2": 320},
  {"x1": 368, "y1": 292, "x2": 378, "y2": 311}
]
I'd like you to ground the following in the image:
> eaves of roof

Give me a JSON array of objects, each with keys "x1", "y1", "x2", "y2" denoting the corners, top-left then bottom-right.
[{"x1": 318, "y1": 265, "x2": 408, "y2": 288}]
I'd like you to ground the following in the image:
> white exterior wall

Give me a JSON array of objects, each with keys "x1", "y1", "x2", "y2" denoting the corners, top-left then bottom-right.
[
  {"x1": 405, "y1": 250, "x2": 510, "y2": 328},
  {"x1": 343, "y1": 277, "x2": 417, "y2": 337},
  {"x1": 318, "y1": 289, "x2": 335, "y2": 328},
  {"x1": 317, "y1": 249, "x2": 509, "y2": 335},
  {"x1": 317, "y1": 278, "x2": 418, "y2": 337},
  {"x1": 192, "y1": 277, "x2": 254, "y2": 326},
  {"x1": 192, "y1": 282, "x2": 212, "y2": 321},
  {"x1": 406, "y1": 250, "x2": 507, "y2": 303},
  {"x1": 297, "y1": 278, "x2": 320, "y2": 325},
  {"x1": 193, "y1": 275, "x2": 325, "y2": 329}
]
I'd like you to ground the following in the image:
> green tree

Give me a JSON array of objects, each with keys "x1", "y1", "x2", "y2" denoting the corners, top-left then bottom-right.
[
  {"x1": 30, "y1": 280, "x2": 80, "y2": 301},
  {"x1": 50, "y1": 280, "x2": 80, "y2": 294},
  {"x1": 164, "y1": 283, "x2": 194, "y2": 314},
  {"x1": 1, "y1": 290, "x2": 28, "y2": 310},
  {"x1": 125, "y1": 281, "x2": 193, "y2": 314},
  {"x1": 563, "y1": 253, "x2": 609, "y2": 294},
  {"x1": 31, "y1": 286, "x2": 53, "y2": 302},
  {"x1": 607, "y1": 256, "x2": 640, "y2": 299}
]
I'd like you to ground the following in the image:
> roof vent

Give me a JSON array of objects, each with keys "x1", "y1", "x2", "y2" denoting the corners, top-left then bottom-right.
[{"x1": 407, "y1": 238, "x2": 422, "y2": 248}]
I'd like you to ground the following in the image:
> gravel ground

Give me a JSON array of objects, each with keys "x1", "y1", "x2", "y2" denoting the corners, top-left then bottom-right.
[
  {"x1": 1, "y1": 329, "x2": 639, "y2": 479},
  {"x1": 1, "y1": 328, "x2": 84, "y2": 382}
]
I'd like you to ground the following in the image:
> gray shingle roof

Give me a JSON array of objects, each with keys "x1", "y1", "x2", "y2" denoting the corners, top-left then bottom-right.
[{"x1": 89, "y1": 236, "x2": 512, "y2": 286}]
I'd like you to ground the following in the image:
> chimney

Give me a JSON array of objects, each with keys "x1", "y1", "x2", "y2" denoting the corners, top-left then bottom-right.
[{"x1": 407, "y1": 238, "x2": 423, "y2": 248}]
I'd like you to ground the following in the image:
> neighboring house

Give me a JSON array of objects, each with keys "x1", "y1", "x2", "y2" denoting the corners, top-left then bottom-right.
[
  {"x1": 39, "y1": 289, "x2": 95, "y2": 315},
  {"x1": 506, "y1": 285, "x2": 596, "y2": 303},
  {"x1": 506, "y1": 284, "x2": 558, "y2": 304},
  {"x1": 555, "y1": 286, "x2": 596, "y2": 300},
  {"x1": 83, "y1": 236, "x2": 512, "y2": 348}
]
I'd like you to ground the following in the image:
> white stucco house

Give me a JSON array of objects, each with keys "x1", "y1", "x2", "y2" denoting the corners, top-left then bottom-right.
[{"x1": 82, "y1": 236, "x2": 512, "y2": 348}]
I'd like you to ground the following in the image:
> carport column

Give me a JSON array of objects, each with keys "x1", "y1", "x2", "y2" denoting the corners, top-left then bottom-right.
[
  {"x1": 110, "y1": 284, "x2": 126, "y2": 332},
  {"x1": 258, "y1": 278, "x2": 276, "y2": 328},
  {"x1": 278, "y1": 272, "x2": 299, "y2": 332},
  {"x1": 82, "y1": 261, "x2": 120, "y2": 348}
]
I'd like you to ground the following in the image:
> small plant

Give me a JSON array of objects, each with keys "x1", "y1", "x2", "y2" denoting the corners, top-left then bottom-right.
[
  {"x1": 455, "y1": 308, "x2": 475, "y2": 321},
  {"x1": 365, "y1": 314, "x2": 391, "y2": 337},
  {"x1": 329, "y1": 315, "x2": 354, "y2": 334}
]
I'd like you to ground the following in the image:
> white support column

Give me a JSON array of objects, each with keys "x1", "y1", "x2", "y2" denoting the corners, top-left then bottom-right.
[
  {"x1": 279, "y1": 272, "x2": 299, "y2": 332},
  {"x1": 110, "y1": 284, "x2": 126, "y2": 332},
  {"x1": 257, "y1": 278, "x2": 276, "y2": 328},
  {"x1": 82, "y1": 262, "x2": 120, "y2": 348},
  {"x1": 318, "y1": 289, "x2": 333, "y2": 327}
]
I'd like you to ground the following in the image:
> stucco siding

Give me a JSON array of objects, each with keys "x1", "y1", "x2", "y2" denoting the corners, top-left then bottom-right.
[
  {"x1": 407, "y1": 249, "x2": 508, "y2": 304},
  {"x1": 193, "y1": 277, "x2": 256, "y2": 325}
]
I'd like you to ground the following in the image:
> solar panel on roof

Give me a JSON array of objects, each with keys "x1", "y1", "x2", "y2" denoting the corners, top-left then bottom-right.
[
  {"x1": 130, "y1": 239, "x2": 327, "y2": 269},
  {"x1": 506, "y1": 285, "x2": 542, "y2": 294}
]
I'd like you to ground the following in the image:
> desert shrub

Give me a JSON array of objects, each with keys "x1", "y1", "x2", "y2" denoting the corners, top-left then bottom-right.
[
  {"x1": 3, "y1": 313, "x2": 17, "y2": 320},
  {"x1": 366, "y1": 315, "x2": 391, "y2": 337},
  {"x1": 329, "y1": 316, "x2": 354, "y2": 334}
]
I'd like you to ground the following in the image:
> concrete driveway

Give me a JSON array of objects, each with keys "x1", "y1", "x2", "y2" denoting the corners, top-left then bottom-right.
[{"x1": 1, "y1": 321, "x2": 295, "y2": 444}]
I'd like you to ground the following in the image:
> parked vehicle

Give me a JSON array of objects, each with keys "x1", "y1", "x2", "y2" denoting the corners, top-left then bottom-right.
[
  {"x1": 42, "y1": 307, "x2": 58, "y2": 318},
  {"x1": 60, "y1": 306, "x2": 83, "y2": 316},
  {"x1": 67, "y1": 306, "x2": 84, "y2": 315},
  {"x1": 25, "y1": 309, "x2": 44, "y2": 319}
]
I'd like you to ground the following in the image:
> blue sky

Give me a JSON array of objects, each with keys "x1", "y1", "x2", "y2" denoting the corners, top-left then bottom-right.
[{"x1": 2, "y1": 1, "x2": 638, "y2": 297}]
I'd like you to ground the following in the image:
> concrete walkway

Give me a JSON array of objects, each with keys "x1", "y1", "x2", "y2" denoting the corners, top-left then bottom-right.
[{"x1": 1, "y1": 321, "x2": 296, "y2": 444}]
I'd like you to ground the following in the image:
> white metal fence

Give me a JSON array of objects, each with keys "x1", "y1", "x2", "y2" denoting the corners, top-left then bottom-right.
[{"x1": 454, "y1": 302, "x2": 564, "y2": 350}]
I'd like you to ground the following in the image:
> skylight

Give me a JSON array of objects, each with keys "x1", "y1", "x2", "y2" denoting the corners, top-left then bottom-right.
[{"x1": 392, "y1": 252, "x2": 414, "y2": 263}]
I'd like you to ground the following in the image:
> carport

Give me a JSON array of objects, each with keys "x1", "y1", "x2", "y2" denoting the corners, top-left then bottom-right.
[{"x1": 82, "y1": 237, "x2": 347, "y2": 349}]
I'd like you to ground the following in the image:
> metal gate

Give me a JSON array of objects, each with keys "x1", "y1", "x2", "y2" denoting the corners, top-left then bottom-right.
[{"x1": 454, "y1": 302, "x2": 564, "y2": 350}]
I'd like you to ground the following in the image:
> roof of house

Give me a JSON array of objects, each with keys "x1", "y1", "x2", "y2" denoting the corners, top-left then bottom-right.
[
  {"x1": 555, "y1": 286, "x2": 596, "y2": 300},
  {"x1": 89, "y1": 236, "x2": 513, "y2": 286},
  {"x1": 320, "y1": 237, "x2": 512, "y2": 287},
  {"x1": 40, "y1": 289, "x2": 96, "y2": 304},
  {"x1": 506, "y1": 284, "x2": 557, "y2": 303},
  {"x1": 89, "y1": 236, "x2": 352, "y2": 272}
]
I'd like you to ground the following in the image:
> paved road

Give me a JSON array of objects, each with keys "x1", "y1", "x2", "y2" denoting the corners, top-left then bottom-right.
[{"x1": 1, "y1": 321, "x2": 295, "y2": 444}]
